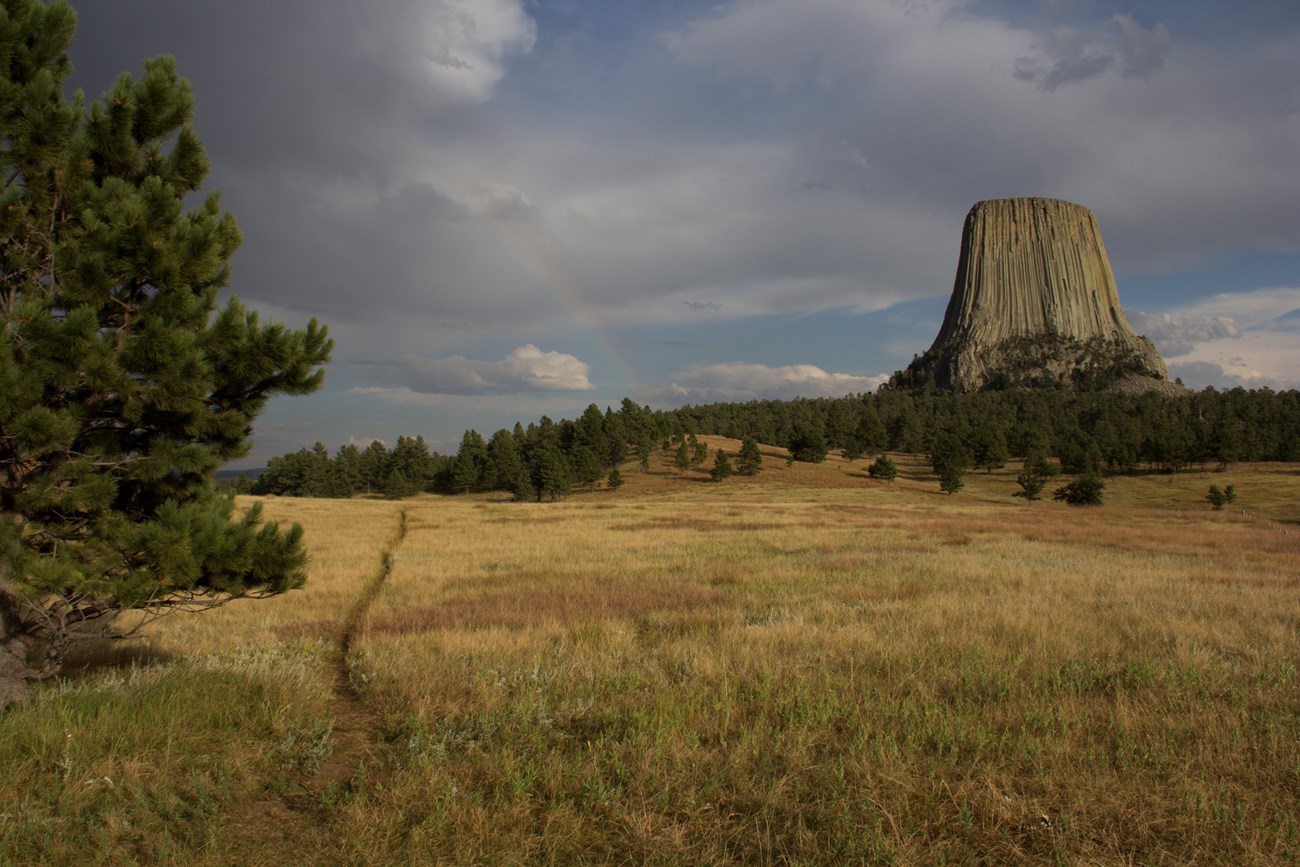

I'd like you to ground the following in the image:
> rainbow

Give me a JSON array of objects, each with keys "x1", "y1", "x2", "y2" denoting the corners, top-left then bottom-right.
[{"x1": 476, "y1": 207, "x2": 646, "y2": 404}]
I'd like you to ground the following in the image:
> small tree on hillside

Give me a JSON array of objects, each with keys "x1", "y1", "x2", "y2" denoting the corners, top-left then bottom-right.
[
  {"x1": 1, "y1": 5, "x2": 331, "y2": 707},
  {"x1": 930, "y1": 431, "x2": 971, "y2": 496},
  {"x1": 674, "y1": 441, "x2": 691, "y2": 474},
  {"x1": 710, "y1": 449, "x2": 733, "y2": 482},
  {"x1": 938, "y1": 462, "x2": 966, "y2": 495},
  {"x1": 688, "y1": 434, "x2": 709, "y2": 468},
  {"x1": 1054, "y1": 473, "x2": 1105, "y2": 506},
  {"x1": 737, "y1": 436, "x2": 763, "y2": 476},
  {"x1": 1013, "y1": 468, "x2": 1048, "y2": 502},
  {"x1": 867, "y1": 454, "x2": 897, "y2": 483}
]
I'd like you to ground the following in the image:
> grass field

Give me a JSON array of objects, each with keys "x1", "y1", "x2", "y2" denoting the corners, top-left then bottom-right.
[{"x1": 2, "y1": 442, "x2": 1298, "y2": 864}]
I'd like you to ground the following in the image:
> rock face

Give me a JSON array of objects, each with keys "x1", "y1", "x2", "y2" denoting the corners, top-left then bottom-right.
[{"x1": 890, "y1": 198, "x2": 1172, "y2": 393}]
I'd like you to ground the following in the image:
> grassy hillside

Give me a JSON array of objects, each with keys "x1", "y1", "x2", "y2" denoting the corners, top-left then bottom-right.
[{"x1": 3, "y1": 443, "x2": 1298, "y2": 864}]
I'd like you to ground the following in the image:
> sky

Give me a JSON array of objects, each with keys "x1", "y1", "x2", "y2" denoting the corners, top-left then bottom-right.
[{"x1": 65, "y1": 0, "x2": 1300, "y2": 465}]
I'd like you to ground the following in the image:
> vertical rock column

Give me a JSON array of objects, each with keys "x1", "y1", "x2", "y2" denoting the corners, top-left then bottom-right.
[{"x1": 904, "y1": 197, "x2": 1169, "y2": 391}]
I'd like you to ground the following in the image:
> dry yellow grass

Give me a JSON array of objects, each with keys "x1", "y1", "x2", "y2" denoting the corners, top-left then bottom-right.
[
  {"x1": 321, "y1": 450, "x2": 1300, "y2": 863},
  {"x1": 137, "y1": 496, "x2": 405, "y2": 656},
  {"x1": 3, "y1": 445, "x2": 1298, "y2": 864}
]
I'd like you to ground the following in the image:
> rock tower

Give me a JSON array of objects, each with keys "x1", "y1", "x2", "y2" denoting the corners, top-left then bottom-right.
[{"x1": 890, "y1": 198, "x2": 1172, "y2": 393}]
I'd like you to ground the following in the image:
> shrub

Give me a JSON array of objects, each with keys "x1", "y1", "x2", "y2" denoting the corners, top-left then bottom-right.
[
  {"x1": 1054, "y1": 473, "x2": 1105, "y2": 506},
  {"x1": 867, "y1": 454, "x2": 898, "y2": 483}
]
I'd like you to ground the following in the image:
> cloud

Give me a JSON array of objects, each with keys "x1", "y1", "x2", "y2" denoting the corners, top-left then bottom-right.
[
  {"x1": 76, "y1": 0, "x2": 1300, "y2": 341},
  {"x1": 463, "y1": 183, "x2": 541, "y2": 222},
  {"x1": 1014, "y1": 14, "x2": 1171, "y2": 90},
  {"x1": 1166, "y1": 361, "x2": 1283, "y2": 391},
  {"x1": 1133, "y1": 288, "x2": 1300, "y2": 389},
  {"x1": 657, "y1": 362, "x2": 888, "y2": 405},
  {"x1": 361, "y1": 345, "x2": 593, "y2": 395},
  {"x1": 405, "y1": 0, "x2": 537, "y2": 106},
  {"x1": 1169, "y1": 287, "x2": 1300, "y2": 330},
  {"x1": 1112, "y1": 14, "x2": 1172, "y2": 79},
  {"x1": 1127, "y1": 310, "x2": 1241, "y2": 358},
  {"x1": 1014, "y1": 27, "x2": 1115, "y2": 90}
]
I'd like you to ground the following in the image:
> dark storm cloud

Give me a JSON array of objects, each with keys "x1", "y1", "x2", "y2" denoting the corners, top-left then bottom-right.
[
  {"x1": 1013, "y1": 14, "x2": 1171, "y2": 90},
  {"x1": 68, "y1": 0, "x2": 539, "y2": 328}
]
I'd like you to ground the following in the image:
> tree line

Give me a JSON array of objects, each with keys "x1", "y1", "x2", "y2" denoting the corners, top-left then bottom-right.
[
  {"x1": 666, "y1": 386, "x2": 1299, "y2": 471},
  {"x1": 248, "y1": 386, "x2": 1299, "y2": 501}
]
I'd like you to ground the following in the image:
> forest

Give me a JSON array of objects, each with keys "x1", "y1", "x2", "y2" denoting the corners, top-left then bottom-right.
[{"x1": 248, "y1": 386, "x2": 1300, "y2": 500}]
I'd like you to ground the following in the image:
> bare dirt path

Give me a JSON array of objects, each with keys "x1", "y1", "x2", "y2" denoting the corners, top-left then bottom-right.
[{"x1": 215, "y1": 509, "x2": 408, "y2": 862}]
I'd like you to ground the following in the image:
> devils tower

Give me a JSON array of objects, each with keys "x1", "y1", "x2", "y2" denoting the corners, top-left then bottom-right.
[{"x1": 889, "y1": 198, "x2": 1173, "y2": 393}]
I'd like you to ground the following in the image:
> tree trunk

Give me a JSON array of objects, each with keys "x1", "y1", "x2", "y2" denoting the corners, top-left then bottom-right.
[{"x1": 0, "y1": 587, "x2": 34, "y2": 709}]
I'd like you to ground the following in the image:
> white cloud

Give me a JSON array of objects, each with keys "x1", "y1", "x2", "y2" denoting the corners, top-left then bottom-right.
[
  {"x1": 1168, "y1": 360, "x2": 1286, "y2": 392},
  {"x1": 1133, "y1": 288, "x2": 1300, "y2": 389},
  {"x1": 1173, "y1": 287, "x2": 1300, "y2": 330},
  {"x1": 362, "y1": 345, "x2": 593, "y2": 396},
  {"x1": 657, "y1": 361, "x2": 888, "y2": 405},
  {"x1": 405, "y1": 0, "x2": 537, "y2": 107},
  {"x1": 1127, "y1": 310, "x2": 1241, "y2": 358}
]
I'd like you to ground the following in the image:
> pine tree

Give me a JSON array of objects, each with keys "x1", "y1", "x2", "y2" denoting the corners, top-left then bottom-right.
[
  {"x1": 1053, "y1": 473, "x2": 1105, "y2": 506},
  {"x1": 867, "y1": 454, "x2": 897, "y2": 483},
  {"x1": 636, "y1": 439, "x2": 652, "y2": 473},
  {"x1": 710, "y1": 448, "x2": 733, "y2": 482},
  {"x1": 358, "y1": 440, "x2": 390, "y2": 493},
  {"x1": 533, "y1": 447, "x2": 570, "y2": 501},
  {"x1": 688, "y1": 433, "x2": 709, "y2": 468},
  {"x1": 486, "y1": 428, "x2": 528, "y2": 494},
  {"x1": 452, "y1": 430, "x2": 488, "y2": 493},
  {"x1": 1013, "y1": 468, "x2": 1047, "y2": 502},
  {"x1": 674, "y1": 441, "x2": 691, "y2": 474},
  {"x1": 788, "y1": 424, "x2": 828, "y2": 463},
  {"x1": 1016, "y1": 438, "x2": 1056, "y2": 502},
  {"x1": 928, "y1": 430, "x2": 971, "y2": 495},
  {"x1": 938, "y1": 462, "x2": 966, "y2": 495},
  {"x1": 571, "y1": 445, "x2": 605, "y2": 490},
  {"x1": 1, "y1": 3, "x2": 331, "y2": 707},
  {"x1": 334, "y1": 443, "x2": 363, "y2": 494},
  {"x1": 971, "y1": 423, "x2": 1009, "y2": 473},
  {"x1": 736, "y1": 436, "x2": 763, "y2": 476},
  {"x1": 854, "y1": 407, "x2": 888, "y2": 454}
]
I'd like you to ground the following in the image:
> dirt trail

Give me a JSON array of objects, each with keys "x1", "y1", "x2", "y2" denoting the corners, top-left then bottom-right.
[
  {"x1": 216, "y1": 509, "x2": 407, "y2": 860},
  {"x1": 306, "y1": 509, "x2": 407, "y2": 797}
]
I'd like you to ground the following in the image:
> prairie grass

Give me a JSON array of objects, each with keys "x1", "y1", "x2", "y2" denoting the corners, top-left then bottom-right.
[
  {"x1": 0, "y1": 497, "x2": 400, "y2": 864},
  {"x1": 2, "y1": 445, "x2": 1298, "y2": 864}
]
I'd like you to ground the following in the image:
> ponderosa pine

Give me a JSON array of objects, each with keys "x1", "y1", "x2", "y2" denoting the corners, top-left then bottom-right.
[{"x1": 0, "y1": 1, "x2": 331, "y2": 707}]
